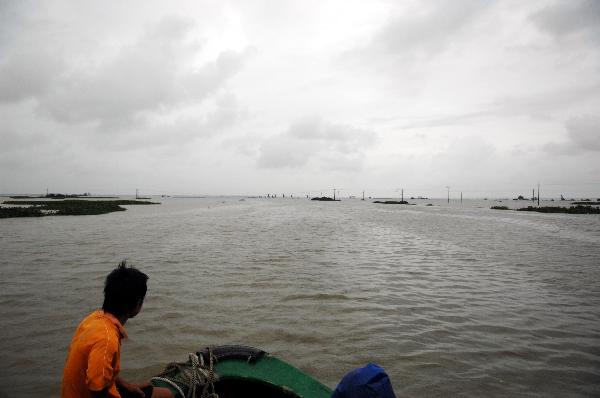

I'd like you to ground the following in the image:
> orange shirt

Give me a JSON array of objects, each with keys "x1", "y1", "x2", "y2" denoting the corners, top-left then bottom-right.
[{"x1": 61, "y1": 310, "x2": 128, "y2": 398}]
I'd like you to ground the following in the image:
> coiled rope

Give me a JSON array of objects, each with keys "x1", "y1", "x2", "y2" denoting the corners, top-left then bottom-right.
[{"x1": 151, "y1": 348, "x2": 219, "y2": 398}]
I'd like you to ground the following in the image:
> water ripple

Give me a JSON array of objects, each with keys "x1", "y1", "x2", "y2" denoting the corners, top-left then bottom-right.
[{"x1": 0, "y1": 198, "x2": 599, "y2": 397}]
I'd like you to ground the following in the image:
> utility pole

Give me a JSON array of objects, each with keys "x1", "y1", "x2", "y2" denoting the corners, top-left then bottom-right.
[
  {"x1": 537, "y1": 183, "x2": 540, "y2": 206},
  {"x1": 401, "y1": 188, "x2": 404, "y2": 202},
  {"x1": 362, "y1": 190, "x2": 365, "y2": 201},
  {"x1": 333, "y1": 188, "x2": 336, "y2": 200},
  {"x1": 446, "y1": 186, "x2": 450, "y2": 203},
  {"x1": 461, "y1": 192, "x2": 463, "y2": 204}
]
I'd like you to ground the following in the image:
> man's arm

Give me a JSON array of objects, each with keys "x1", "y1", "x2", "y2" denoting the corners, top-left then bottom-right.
[
  {"x1": 116, "y1": 376, "x2": 146, "y2": 396},
  {"x1": 89, "y1": 387, "x2": 109, "y2": 398},
  {"x1": 117, "y1": 377, "x2": 175, "y2": 398}
]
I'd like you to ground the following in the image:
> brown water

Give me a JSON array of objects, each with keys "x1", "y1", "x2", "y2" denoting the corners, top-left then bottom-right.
[{"x1": 1, "y1": 198, "x2": 599, "y2": 397}]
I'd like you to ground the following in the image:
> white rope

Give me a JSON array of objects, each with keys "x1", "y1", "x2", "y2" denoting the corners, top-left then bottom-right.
[
  {"x1": 188, "y1": 353, "x2": 201, "y2": 398},
  {"x1": 151, "y1": 350, "x2": 218, "y2": 398},
  {"x1": 200, "y1": 349, "x2": 218, "y2": 398},
  {"x1": 151, "y1": 376, "x2": 186, "y2": 398}
]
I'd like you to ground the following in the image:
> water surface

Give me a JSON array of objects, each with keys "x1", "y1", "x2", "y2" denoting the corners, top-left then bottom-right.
[{"x1": 1, "y1": 198, "x2": 599, "y2": 397}]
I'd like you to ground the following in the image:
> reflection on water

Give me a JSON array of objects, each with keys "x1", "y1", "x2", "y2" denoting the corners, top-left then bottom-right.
[{"x1": 1, "y1": 198, "x2": 599, "y2": 397}]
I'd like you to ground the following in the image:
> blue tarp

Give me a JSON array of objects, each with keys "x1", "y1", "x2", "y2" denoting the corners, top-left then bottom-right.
[{"x1": 332, "y1": 363, "x2": 396, "y2": 398}]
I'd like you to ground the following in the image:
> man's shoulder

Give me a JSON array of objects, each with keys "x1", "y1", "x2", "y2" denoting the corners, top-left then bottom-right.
[
  {"x1": 79, "y1": 310, "x2": 108, "y2": 330},
  {"x1": 76, "y1": 311, "x2": 121, "y2": 343}
]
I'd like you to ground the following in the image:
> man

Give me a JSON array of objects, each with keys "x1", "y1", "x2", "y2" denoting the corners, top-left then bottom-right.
[{"x1": 62, "y1": 261, "x2": 173, "y2": 398}]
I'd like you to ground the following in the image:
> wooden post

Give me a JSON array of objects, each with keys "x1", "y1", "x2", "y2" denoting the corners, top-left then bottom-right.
[{"x1": 537, "y1": 183, "x2": 540, "y2": 206}]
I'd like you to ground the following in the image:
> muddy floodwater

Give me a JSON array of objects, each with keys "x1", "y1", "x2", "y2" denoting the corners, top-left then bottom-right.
[{"x1": 1, "y1": 197, "x2": 599, "y2": 397}]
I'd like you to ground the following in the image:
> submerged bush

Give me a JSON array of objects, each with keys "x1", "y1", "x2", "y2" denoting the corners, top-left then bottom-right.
[
  {"x1": 517, "y1": 205, "x2": 600, "y2": 214},
  {"x1": 0, "y1": 200, "x2": 158, "y2": 218},
  {"x1": 0, "y1": 206, "x2": 44, "y2": 218}
]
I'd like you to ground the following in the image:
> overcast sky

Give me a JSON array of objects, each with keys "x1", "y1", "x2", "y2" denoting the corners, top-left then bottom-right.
[{"x1": 1, "y1": 0, "x2": 599, "y2": 198}]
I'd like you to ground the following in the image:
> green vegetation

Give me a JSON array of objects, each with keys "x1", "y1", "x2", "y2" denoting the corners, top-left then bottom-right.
[
  {"x1": 373, "y1": 200, "x2": 409, "y2": 204},
  {"x1": 46, "y1": 193, "x2": 84, "y2": 199},
  {"x1": 492, "y1": 205, "x2": 599, "y2": 213},
  {"x1": 0, "y1": 200, "x2": 158, "y2": 218},
  {"x1": 0, "y1": 206, "x2": 44, "y2": 218},
  {"x1": 9, "y1": 193, "x2": 118, "y2": 199},
  {"x1": 517, "y1": 205, "x2": 600, "y2": 214},
  {"x1": 311, "y1": 197, "x2": 339, "y2": 201}
]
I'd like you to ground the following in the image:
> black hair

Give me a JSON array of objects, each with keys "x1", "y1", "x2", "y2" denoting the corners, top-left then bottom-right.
[{"x1": 102, "y1": 260, "x2": 148, "y2": 317}]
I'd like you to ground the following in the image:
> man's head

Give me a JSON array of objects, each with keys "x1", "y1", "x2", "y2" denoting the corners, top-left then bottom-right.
[{"x1": 102, "y1": 260, "x2": 148, "y2": 319}]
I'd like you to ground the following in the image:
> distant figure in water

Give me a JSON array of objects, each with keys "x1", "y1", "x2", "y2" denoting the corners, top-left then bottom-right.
[{"x1": 61, "y1": 261, "x2": 173, "y2": 398}]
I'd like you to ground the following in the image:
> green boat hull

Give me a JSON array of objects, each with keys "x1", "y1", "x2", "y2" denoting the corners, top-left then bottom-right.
[{"x1": 151, "y1": 346, "x2": 332, "y2": 398}]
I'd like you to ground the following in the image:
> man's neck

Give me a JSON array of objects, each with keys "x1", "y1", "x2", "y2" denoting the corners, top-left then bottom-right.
[
  {"x1": 116, "y1": 314, "x2": 128, "y2": 326},
  {"x1": 104, "y1": 310, "x2": 128, "y2": 326}
]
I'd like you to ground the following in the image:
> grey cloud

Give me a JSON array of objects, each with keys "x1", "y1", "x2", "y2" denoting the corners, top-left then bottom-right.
[
  {"x1": 183, "y1": 51, "x2": 249, "y2": 104},
  {"x1": 375, "y1": 0, "x2": 486, "y2": 56},
  {"x1": 344, "y1": 0, "x2": 489, "y2": 66},
  {"x1": 544, "y1": 115, "x2": 600, "y2": 155},
  {"x1": 0, "y1": 127, "x2": 51, "y2": 152},
  {"x1": 435, "y1": 135, "x2": 496, "y2": 166},
  {"x1": 2, "y1": 15, "x2": 249, "y2": 128},
  {"x1": 543, "y1": 141, "x2": 580, "y2": 156},
  {"x1": 487, "y1": 84, "x2": 600, "y2": 119},
  {"x1": 397, "y1": 111, "x2": 487, "y2": 130},
  {"x1": 530, "y1": 0, "x2": 600, "y2": 40},
  {"x1": 0, "y1": 50, "x2": 63, "y2": 102},
  {"x1": 566, "y1": 115, "x2": 600, "y2": 151},
  {"x1": 0, "y1": 102, "x2": 56, "y2": 152},
  {"x1": 257, "y1": 137, "x2": 312, "y2": 169},
  {"x1": 0, "y1": 4, "x2": 66, "y2": 103},
  {"x1": 203, "y1": 94, "x2": 248, "y2": 132},
  {"x1": 422, "y1": 135, "x2": 500, "y2": 187},
  {"x1": 257, "y1": 117, "x2": 376, "y2": 170},
  {"x1": 83, "y1": 93, "x2": 248, "y2": 151},
  {"x1": 394, "y1": 84, "x2": 600, "y2": 130}
]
